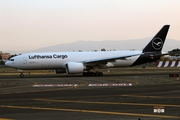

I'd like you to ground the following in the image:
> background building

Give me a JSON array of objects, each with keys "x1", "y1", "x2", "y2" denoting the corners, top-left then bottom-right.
[{"x1": 0, "y1": 51, "x2": 11, "y2": 60}]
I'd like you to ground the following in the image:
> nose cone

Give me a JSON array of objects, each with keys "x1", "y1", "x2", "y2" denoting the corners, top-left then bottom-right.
[{"x1": 5, "y1": 61, "x2": 11, "y2": 67}]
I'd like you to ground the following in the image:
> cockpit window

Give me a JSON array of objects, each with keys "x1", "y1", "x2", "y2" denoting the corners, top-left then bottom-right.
[{"x1": 10, "y1": 59, "x2": 14, "y2": 61}]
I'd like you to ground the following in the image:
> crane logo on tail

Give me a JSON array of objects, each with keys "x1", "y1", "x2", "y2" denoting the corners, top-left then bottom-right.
[{"x1": 152, "y1": 38, "x2": 163, "y2": 50}]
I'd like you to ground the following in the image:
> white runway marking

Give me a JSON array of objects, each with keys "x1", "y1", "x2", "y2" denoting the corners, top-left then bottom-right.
[
  {"x1": 33, "y1": 84, "x2": 78, "y2": 87},
  {"x1": 32, "y1": 83, "x2": 133, "y2": 87}
]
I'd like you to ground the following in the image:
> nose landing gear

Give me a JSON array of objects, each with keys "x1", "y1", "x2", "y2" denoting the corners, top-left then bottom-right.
[
  {"x1": 18, "y1": 69, "x2": 24, "y2": 78},
  {"x1": 20, "y1": 73, "x2": 24, "y2": 78}
]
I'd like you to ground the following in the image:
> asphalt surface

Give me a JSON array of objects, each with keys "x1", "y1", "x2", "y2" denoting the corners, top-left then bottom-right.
[{"x1": 0, "y1": 73, "x2": 180, "y2": 120}]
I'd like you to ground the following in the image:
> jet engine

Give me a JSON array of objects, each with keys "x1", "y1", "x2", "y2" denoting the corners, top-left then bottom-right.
[{"x1": 66, "y1": 62, "x2": 85, "y2": 74}]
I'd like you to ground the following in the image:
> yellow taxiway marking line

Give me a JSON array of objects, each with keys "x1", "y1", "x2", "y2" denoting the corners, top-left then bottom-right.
[
  {"x1": 0, "y1": 118, "x2": 14, "y2": 120},
  {"x1": 121, "y1": 94, "x2": 180, "y2": 98},
  {"x1": 34, "y1": 99, "x2": 180, "y2": 108},
  {"x1": 0, "y1": 85, "x2": 32, "y2": 90},
  {"x1": 0, "y1": 105, "x2": 179, "y2": 119}
]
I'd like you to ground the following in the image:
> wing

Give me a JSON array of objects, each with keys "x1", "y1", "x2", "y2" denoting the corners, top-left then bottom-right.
[{"x1": 83, "y1": 53, "x2": 143, "y2": 65}]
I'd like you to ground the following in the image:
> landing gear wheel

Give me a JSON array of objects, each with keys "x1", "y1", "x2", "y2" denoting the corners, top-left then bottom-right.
[
  {"x1": 20, "y1": 73, "x2": 24, "y2": 78},
  {"x1": 90, "y1": 72, "x2": 95, "y2": 76},
  {"x1": 82, "y1": 72, "x2": 103, "y2": 76},
  {"x1": 83, "y1": 72, "x2": 87, "y2": 76},
  {"x1": 98, "y1": 72, "x2": 103, "y2": 76},
  {"x1": 95, "y1": 72, "x2": 99, "y2": 76}
]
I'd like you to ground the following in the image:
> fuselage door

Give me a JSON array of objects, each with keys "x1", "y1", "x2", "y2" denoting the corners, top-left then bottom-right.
[{"x1": 23, "y1": 57, "x2": 27, "y2": 64}]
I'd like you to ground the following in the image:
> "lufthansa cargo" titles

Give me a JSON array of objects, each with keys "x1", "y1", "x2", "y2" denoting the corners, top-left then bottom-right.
[{"x1": 29, "y1": 54, "x2": 68, "y2": 59}]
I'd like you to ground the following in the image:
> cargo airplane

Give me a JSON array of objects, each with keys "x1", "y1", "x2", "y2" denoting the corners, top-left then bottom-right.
[{"x1": 5, "y1": 25, "x2": 170, "y2": 77}]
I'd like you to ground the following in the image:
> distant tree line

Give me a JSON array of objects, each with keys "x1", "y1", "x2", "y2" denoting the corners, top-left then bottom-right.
[
  {"x1": 168, "y1": 48, "x2": 180, "y2": 56},
  {"x1": 160, "y1": 48, "x2": 180, "y2": 61}
]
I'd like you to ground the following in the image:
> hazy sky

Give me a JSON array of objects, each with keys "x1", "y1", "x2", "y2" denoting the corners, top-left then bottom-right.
[{"x1": 0, "y1": 0, "x2": 180, "y2": 51}]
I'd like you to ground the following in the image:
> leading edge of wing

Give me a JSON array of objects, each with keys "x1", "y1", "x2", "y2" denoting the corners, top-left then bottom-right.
[{"x1": 83, "y1": 53, "x2": 143, "y2": 65}]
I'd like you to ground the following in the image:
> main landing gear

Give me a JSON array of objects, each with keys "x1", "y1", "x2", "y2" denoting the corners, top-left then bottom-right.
[{"x1": 82, "y1": 72, "x2": 103, "y2": 76}]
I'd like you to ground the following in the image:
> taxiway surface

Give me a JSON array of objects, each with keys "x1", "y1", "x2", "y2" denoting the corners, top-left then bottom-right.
[{"x1": 0, "y1": 73, "x2": 180, "y2": 120}]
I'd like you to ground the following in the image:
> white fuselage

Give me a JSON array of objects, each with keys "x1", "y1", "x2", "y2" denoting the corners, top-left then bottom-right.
[{"x1": 6, "y1": 50, "x2": 142, "y2": 70}]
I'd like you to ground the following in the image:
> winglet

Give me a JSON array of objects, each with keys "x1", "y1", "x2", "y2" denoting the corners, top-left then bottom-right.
[{"x1": 142, "y1": 25, "x2": 170, "y2": 53}]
